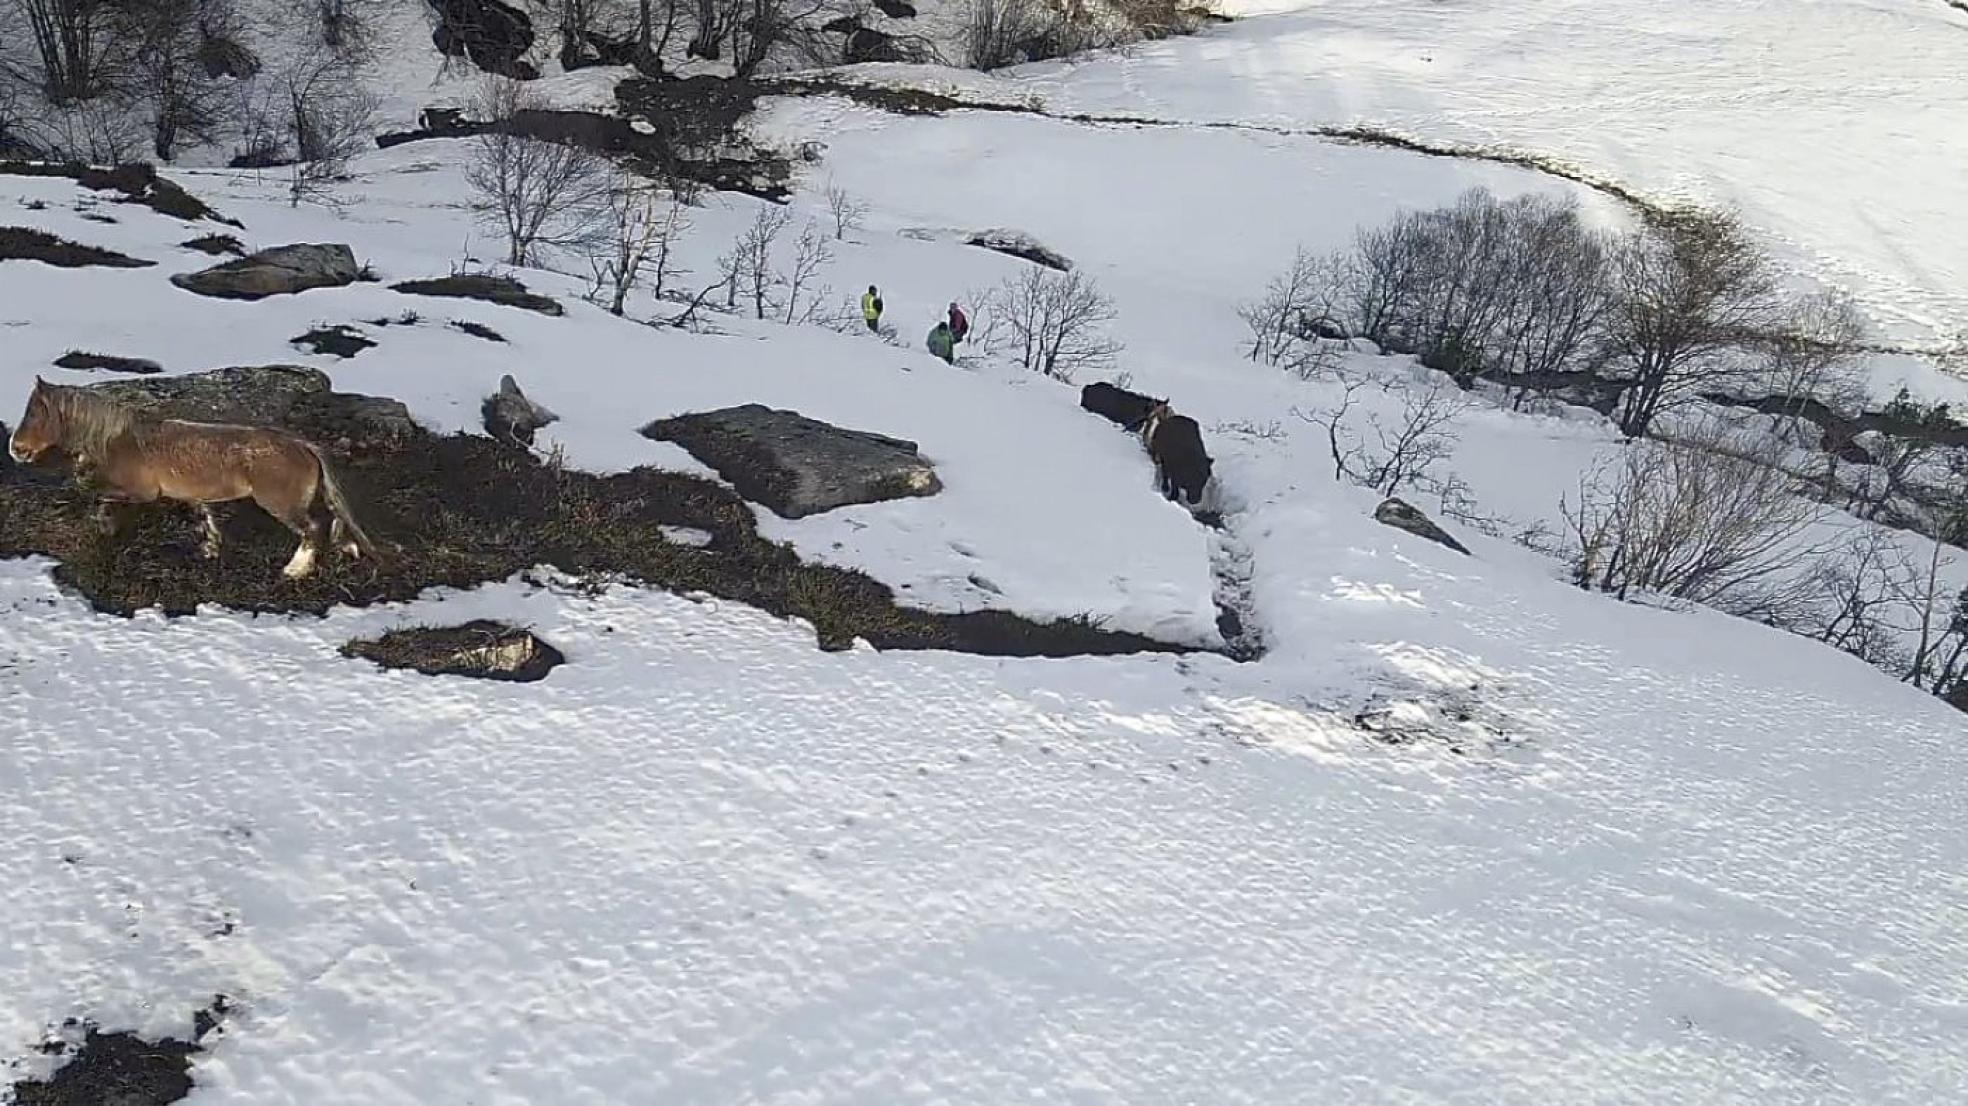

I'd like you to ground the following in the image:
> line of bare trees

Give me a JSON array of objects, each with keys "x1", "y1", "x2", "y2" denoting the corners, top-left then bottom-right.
[
  {"x1": 2, "y1": 0, "x2": 390, "y2": 161},
  {"x1": 1242, "y1": 188, "x2": 1867, "y2": 440},
  {"x1": 1246, "y1": 190, "x2": 1968, "y2": 708}
]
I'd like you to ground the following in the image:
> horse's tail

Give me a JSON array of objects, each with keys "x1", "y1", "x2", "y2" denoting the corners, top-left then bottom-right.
[{"x1": 308, "y1": 445, "x2": 386, "y2": 561}]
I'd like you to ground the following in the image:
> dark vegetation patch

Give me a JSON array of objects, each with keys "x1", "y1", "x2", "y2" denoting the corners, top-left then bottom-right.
[
  {"x1": 0, "y1": 401, "x2": 1193, "y2": 658},
  {"x1": 964, "y1": 230, "x2": 1073, "y2": 271},
  {"x1": 0, "y1": 162, "x2": 237, "y2": 225},
  {"x1": 77, "y1": 211, "x2": 117, "y2": 225},
  {"x1": 52, "y1": 351, "x2": 163, "y2": 374},
  {"x1": 377, "y1": 78, "x2": 792, "y2": 201},
  {"x1": 180, "y1": 234, "x2": 246, "y2": 257},
  {"x1": 393, "y1": 274, "x2": 564, "y2": 316},
  {"x1": 429, "y1": 0, "x2": 540, "y2": 80},
  {"x1": 365, "y1": 311, "x2": 422, "y2": 327},
  {"x1": 343, "y1": 619, "x2": 565, "y2": 681},
  {"x1": 1703, "y1": 391, "x2": 1968, "y2": 452},
  {"x1": 451, "y1": 320, "x2": 506, "y2": 342},
  {"x1": 292, "y1": 325, "x2": 377, "y2": 358},
  {"x1": 11, "y1": 998, "x2": 225, "y2": 1106},
  {"x1": 0, "y1": 227, "x2": 151, "y2": 269},
  {"x1": 763, "y1": 77, "x2": 970, "y2": 116}
]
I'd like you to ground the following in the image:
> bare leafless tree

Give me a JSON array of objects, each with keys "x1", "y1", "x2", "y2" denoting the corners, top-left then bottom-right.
[
  {"x1": 1356, "y1": 382, "x2": 1470, "y2": 497},
  {"x1": 1563, "y1": 420, "x2": 1828, "y2": 609},
  {"x1": 718, "y1": 204, "x2": 792, "y2": 319},
  {"x1": 306, "y1": 0, "x2": 385, "y2": 52},
  {"x1": 1240, "y1": 246, "x2": 1350, "y2": 378},
  {"x1": 13, "y1": 0, "x2": 116, "y2": 102},
  {"x1": 979, "y1": 266, "x2": 1121, "y2": 381},
  {"x1": 778, "y1": 218, "x2": 834, "y2": 324},
  {"x1": 275, "y1": 56, "x2": 378, "y2": 206},
  {"x1": 466, "y1": 78, "x2": 611, "y2": 264},
  {"x1": 824, "y1": 182, "x2": 867, "y2": 241},
  {"x1": 36, "y1": 98, "x2": 145, "y2": 161},
  {"x1": 126, "y1": 0, "x2": 231, "y2": 160},
  {"x1": 1754, "y1": 289, "x2": 1868, "y2": 424},
  {"x1": 1297, "y1": 377, "x2": 1468, "y2": 497},
  {"x1": 963, "y1": 0, "x2": 1049, "y2": 69},
  {"x1": 586, "y1": 177, "x2": 692, "y2": 316},
  {"x1": 1338, "y1": 189, "x2": 1616, "y2": 387},
  {"x1": 1791, "y1": 527, "x2": 1920, "y2": 668},
  {"x1": 1601, "y1": 209, "x2": 1787, "y2": 438},
  {"x1": 1293, "y1": 377, "x2": 1371, "y2": 483}
]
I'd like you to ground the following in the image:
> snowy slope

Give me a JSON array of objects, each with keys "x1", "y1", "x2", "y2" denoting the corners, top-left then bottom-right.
[
  {"x1": 994, "y1": 0, "x2": 1968, "y2": 347},
  {"x1": 4, "y1": 6, "x2": 1968, "y2": 1102}
]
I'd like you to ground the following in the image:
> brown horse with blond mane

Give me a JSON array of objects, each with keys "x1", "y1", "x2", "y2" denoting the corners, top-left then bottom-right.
[{"x1": 9, "y1": 378, "x2": 381, "y2": 578}]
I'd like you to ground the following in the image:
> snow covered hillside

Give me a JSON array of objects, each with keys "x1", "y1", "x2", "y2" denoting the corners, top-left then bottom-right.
[{"x1": 4, "y1": 1, "x2": 1968, "y2": 1103}]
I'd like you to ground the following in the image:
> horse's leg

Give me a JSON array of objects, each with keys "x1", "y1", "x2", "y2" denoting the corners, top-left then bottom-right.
[
  {"x1": 199, "y1": 504, "x2": 223, "y2": 559},
  {"x1": 92, "y1": 480, "x2": 157, "y2": 537},
  {"x1": 329, "y1": 515, "x2": 360, "y2": 560},
  {"x1": 279, "y1": 514, "x2": 324, "y2": 579},
  {"x1": 254, "y1": 490, "x2": 324, "y2": 580}
]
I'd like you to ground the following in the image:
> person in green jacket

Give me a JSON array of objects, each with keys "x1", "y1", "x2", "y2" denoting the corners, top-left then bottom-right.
[
  {"x1": 927, "y1": 321, "x2": 955, "y2": 364},
  {"x1": 861, "y1": 285, "x2": 883, "y2": 332}
]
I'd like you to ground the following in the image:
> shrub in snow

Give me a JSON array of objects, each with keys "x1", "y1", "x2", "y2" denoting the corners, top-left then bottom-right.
[
  {"x1": 1562, "y1": 419, "x2": 1825, "y2": 612},
  {"x1": 974, "y1": 267, "x2": 1120, "y2": 382}
]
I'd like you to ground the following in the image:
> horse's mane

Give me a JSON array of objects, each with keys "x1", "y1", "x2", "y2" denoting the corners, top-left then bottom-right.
[{"x1": 45, "y1": 385, "x2": 140, "y2": 461}]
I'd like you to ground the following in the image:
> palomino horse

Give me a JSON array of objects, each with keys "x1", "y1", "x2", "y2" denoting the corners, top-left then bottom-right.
[{"x1": 9, "y1": 378, "x2": 381, "y2": 578}]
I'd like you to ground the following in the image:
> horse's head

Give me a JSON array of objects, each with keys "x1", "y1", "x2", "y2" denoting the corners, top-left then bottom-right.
[{"x1": 10, "y1": 378, "x2": 62, "y2": 464}]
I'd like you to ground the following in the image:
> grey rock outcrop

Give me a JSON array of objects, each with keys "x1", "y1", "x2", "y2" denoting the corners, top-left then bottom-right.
[
  {"x1": 642, "y1": 404, "x2": 941, "y2": 519},
  {"x1": 1374, "y1": 497, "x2": 1471, "y2": 556},
  {"x1": 482, "y1": 374, "x2": 559, "y2": 446},
  {"x1": 170, "y1": 243, "x2": 359, "y2": 300},
  {"x1": 86, "y1": 365, "x2": 331, "y2": 424}
]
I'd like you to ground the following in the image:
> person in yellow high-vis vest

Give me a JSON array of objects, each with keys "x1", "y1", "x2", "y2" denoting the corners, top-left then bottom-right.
[{"x1": 860, "y1": 285, "x2": 883, "y2": 332}]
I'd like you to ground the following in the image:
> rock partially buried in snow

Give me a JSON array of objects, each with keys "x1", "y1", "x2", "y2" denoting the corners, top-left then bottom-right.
[
  {"x1": 1374, "y1": 497, "x2": 1471, "y2": 556},
  {"x1": 642, "y1": 404, "x2": 941, "y2": 519},
  {"x1": 965, "y1": 229, "x2": 1073, "y2": 272},
  {"x1": 482, "y1": 373, "x2": 558, "y2": 446},
  {"x1": 342, "y1": 621, "x2": 565, "y2": 682},
  {"x1": 170, "y1": 243, "x2": 359, "y2": 300},
  {"x1": 392, "y1": 274, "x2": 564, "y2": 316}
]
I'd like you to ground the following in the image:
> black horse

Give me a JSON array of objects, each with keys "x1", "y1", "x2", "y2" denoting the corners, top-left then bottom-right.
[
  {"x1": 1080, "y1": 381, "x2": 1165, "y2": 431},
  {"x1": 1143, "y1": 406, "x2": 1213, "y2": 506}
]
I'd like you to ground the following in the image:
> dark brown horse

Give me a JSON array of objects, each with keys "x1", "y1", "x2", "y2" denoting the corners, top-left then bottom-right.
[
  {"x1": 1139, "y1": 401, "x2": 1214, "y2": 507},
  {"x1": 9, "y1": 378, "x2": 380, "y2": 578}
]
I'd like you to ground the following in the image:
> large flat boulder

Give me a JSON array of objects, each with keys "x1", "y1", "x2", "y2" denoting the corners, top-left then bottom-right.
[
  {"x1": 642, "y1": 404, "x2": 941, "y2": 519},
  {"x1": 170, "y1": 243, "x2": 359, "y2": 300},
  {"x1": 86, "y1": 365, "x2": 330, "y2": 424},
  {"x1": 83, "y1": 365, "x2": 415, "y2": 443}
]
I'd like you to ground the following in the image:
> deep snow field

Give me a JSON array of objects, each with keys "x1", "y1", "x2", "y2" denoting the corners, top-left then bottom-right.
[{"x1": 4, "y1": 1, "x2": 1968, "y2": 1103}]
